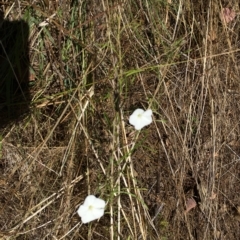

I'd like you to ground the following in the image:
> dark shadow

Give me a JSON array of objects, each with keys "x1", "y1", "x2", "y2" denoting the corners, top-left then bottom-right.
[{"x1": 0, "y1": 10, "x2": 30, "y2": 128}]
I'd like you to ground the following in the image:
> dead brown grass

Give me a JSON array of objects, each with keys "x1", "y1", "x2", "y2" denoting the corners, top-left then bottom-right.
[{"x1": 1, "y1": 0, "x2": 240, "y2": 239}]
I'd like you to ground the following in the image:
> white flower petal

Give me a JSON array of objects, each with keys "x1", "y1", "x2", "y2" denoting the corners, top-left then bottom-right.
[
  {"x1": 79, "y1": 206, "x2": 104, "y2": 224},
  {"x1": 129, "y1": 109, "x2": 144, "y2": 125},
  {"x1": 129, "y1": 108, "x2": 153, "y2": 130},
  {"x1": 91, "y1": 208, "x2": 105, "y2": 219},
  {"x1": 77, "y1": 195, "x2": 106, "y2": 224},
  {"x1": 81, "y1": 212, "x2": 98, "y2": 224},
  {"x1": 84, "y1": 195, "x2": 97, "y2": 206},
  {"x1": 142, "y1": 115, "x2": 152, "y2": 125},
  {"x1": 141, "y1": 118, "x2": 151, "y2": 127},
  {"x1": 143, "y1": 109, "x2": 153, "y2": 117},
  {"x1": 133, "y1": 108, "x2": 145, "y2": 115},
  {"x1": 129, "y1": 114, "x2": 138, "y2": 126},
  {"x1": 94, "y1": 198, "x2": 106, "y2": 209},
  {"x1": 134, "y1": 122, "x2": 145, "y2": 130},
  {"x1": 77, "y1": 205, "x2": 88, "y2": 217}
]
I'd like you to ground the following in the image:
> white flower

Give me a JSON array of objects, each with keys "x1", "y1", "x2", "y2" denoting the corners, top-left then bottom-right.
[
  {"x1": 77, "y1": 195, "x2": 106, "y2": 224},
  {"x1": 129, "y1": 108, "x2": 153, "y2": 130}
]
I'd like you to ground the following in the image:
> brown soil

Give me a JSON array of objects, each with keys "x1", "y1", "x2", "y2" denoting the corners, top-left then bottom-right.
[{"x1": 1, "y1": 1, "x2": 240, "y2": 239}]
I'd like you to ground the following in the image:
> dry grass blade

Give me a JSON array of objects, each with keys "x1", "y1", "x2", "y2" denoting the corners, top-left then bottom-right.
[{"x1": 1, "y1": 0, "x2": 240, "y2": 239}]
